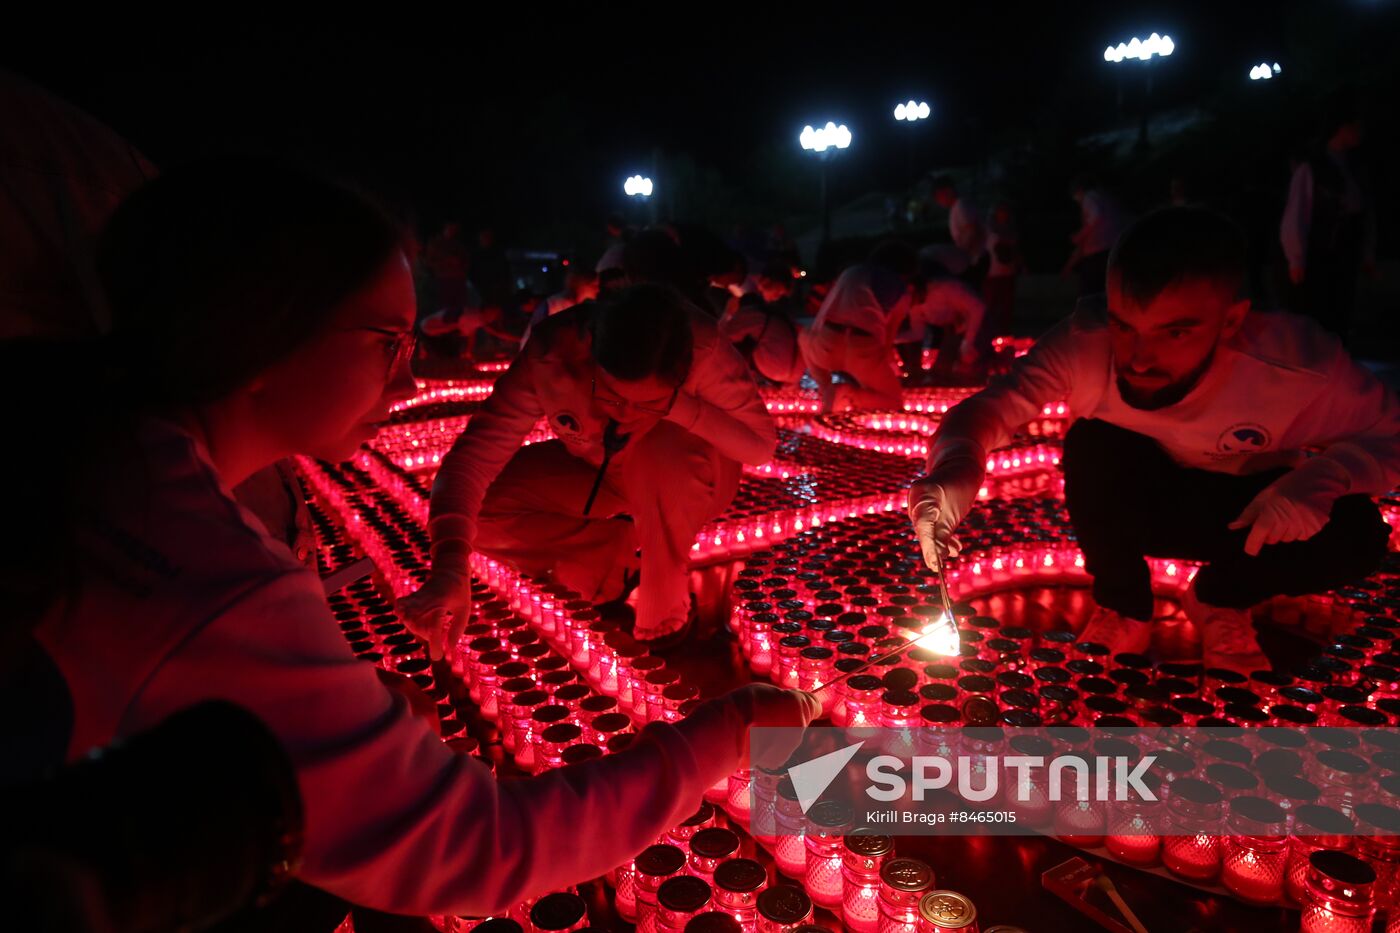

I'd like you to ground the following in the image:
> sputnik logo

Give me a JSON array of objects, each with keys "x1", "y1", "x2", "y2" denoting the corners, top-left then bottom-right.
[{"x1": 787, "y1": 741, "x2": 865, "y2": 814}]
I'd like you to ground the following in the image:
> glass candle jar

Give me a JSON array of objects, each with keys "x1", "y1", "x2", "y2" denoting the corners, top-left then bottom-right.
[
  {"x1": 665, "y1": 802, "x2": 718, "y2": 851},
  {"x1": 656, "y1": 876, "x2": 713, "y2": 933},
  {"x1": 798, "y1": 646, "x2": 836, "y2": 692},
  {"x1": 774, "y1": 635, "x2": 811, "y2": 689},
  {"x1": 1162, "y1": 778, "x2": 1224, "y2": 883},
  {"x1": 712, "y1": 857, "x2": 768, "y2": 933},
  {"x1": 877, "y1": 858, "x2": 936, "y2": 933},
  {"x1": 635, "y1": 844, "x2": 689, "y2": 933},
  {"x1": 536, "y1": 722, "x2": 584, "y2": 773},
  {"x1": 1354, "y1": 804, "x2": 1400, "y2": 913},
  {"x1": 528, "y1": 892, "x2": 589, "y2": 933},
  {"x1": 1287, "y1": 805, "x2": 1356, "y2": 905},
  {"x1": 916, "y1": 890, "x2": 978, "y2": 933},
  {"x1": 689, "y1": 828, "x2": 741, "y2": 887},
  {"x1": 1221, "y1": 796, "x2": 1290, "y2": 905},
  {"x1": 772, "y1": 778, "x2": 806, "y2": 878},
  {"x1": 726, "y1": 767, "x2": 754, "y2": 825},
  {"x1": 1299, "y1": 851, "x2": 1376, "y2": 933},
  {"x1": 1105, "y1": 773, "x2": 1164, "y2": 867},
  {"x1": 1051, "y1": 764, "x2": 1105, "y2": 848},
  {"x1": 842, "y1": 834, "x2": 895, "y2": 933},
  {"x1": 881, "y1": 689, "x2": 921, "y2": 729},
  {"x1": 508, "y1": 689, "x2": 550, "y2": 767},
  {"x1": 803, "y1": 801, "x2": 854, "y2": 910},
  {"x1": 643, "y1": 668, "x2": 683, "y2": 722},
  {"x1": 755, "y1": 885, "x2": 814, "y2": 933},
  {"x1": 836, "y1": 674, "x2": 885, "y2": 727},
  {"x1": 684, "y1": 914, "x2": 742, "y2": 933}
]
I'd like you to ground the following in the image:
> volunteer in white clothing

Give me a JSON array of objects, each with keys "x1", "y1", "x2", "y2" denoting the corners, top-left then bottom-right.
[
  {"x1": 799, "y1": 241, "x2": 920, "y2": 413},
  {"x1": 401, "y1": 284, "x2": 777, "y2": 647},
  {"x1": 910, "y1": 208, "x2": 1395, "y2": 673}
]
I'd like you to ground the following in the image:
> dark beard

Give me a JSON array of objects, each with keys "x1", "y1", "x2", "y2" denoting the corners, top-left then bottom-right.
[{"x1": 1116, "y1": 351, "x2": 1217, "y2": 411}]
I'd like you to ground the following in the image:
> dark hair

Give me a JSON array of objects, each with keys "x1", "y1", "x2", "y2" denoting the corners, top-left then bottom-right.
[
  {"x1": 868, "y1": 240, "x2": 919, "y2": 278},
  {"x1": 1069, "y1": 172, "x2": 1099, "y2": 195},
  {"x1": 930, "y1": 175, "x2": 956, "y2": 193},
  {"x1": 1, "y1": 157, "x2": 405, "y2": 628},
  {"x1": 590, "y1": 284, "x2": 695, "y2": 385},
  {"x1": 1107, "y1": 207, "x2": 1247, "y2": 306},
  {"x1": 622, "y1": 228, "x2": 689, "y2": 290},
  {"x1": 757, "y1": 258, "x2": 795, "y2": 285},
  {"x1": 96, "y1": 158, "x2": 404, "y2": 407}
]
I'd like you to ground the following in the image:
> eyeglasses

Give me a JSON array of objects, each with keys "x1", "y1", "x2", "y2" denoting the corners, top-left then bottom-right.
[
  {"x1": 357, "y1": 326, "x2": 417, "y2": 380},
  {"x1": 591, "y1": 374, "x2": 678, "y2": 416}
]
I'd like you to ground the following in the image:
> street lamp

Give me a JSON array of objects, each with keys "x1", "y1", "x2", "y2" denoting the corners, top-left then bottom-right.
[
  {"x1": 893, "y1": 100, "x2": 931, "y2": 122},
  {"x1": 799, "y1": 121, "x2": 852, "y2": 246},
  {"x1": 893, "y1": 100, "x2": 931, "y2": 191},
  {"x1": 1103, "y1": 32, "x2": 1175, "y2": 149},
  {"x1": 1249, "y1": 62, "x2": 1282, "y2": 81}
]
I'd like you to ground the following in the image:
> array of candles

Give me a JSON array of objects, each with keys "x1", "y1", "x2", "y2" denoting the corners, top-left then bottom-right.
[{"x1": 299, "y1": 370, "x2": 1400, "y2": 930}]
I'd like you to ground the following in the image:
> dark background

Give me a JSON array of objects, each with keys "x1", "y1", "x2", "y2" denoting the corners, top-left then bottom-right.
[{"x1": 4, "y1": 2, "x2": 1397, "y2": 263}]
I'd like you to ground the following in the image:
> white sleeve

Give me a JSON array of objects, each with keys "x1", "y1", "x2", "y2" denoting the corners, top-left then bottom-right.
[
  {"x1": 134, "y1": 572, "x2": 757, "y2": 917},
  {"x1": 428, "y1": 354, "x2": 546, "y2": 570},
  {"x1": 927, "y1": 315, "x2": 1081, "y2": 528},
  {"x1": 1280, "y1": 164, "x2": 1313, "y2": 272},
  {"x1": 666, "y1": 336, "x2": 777, "y2": 465},
  {"x1": 1282, "y1": 335, "x2": 1400, "y2": 497}
]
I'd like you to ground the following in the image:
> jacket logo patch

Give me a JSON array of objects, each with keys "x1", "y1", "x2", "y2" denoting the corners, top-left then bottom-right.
[
  {"x1": 1217, "y1": 423, "x2": 1272, "y2": 453},
  {"x1": 553, "y1": 411, "x2": 583, "y2": 438}
]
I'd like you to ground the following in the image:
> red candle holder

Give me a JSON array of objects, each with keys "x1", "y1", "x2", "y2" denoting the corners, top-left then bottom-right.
[
  {"x1": 842, "y1": 834, "x2": 895, "y2": 933},
  {"x1": 876, "y1": 859, "x2": 936, "y2": 933},
  {"x1": 713, "y1": 857, "x2": 769, "y2": 933},
  {"x1": 1299, "y1": 850, "x2": 1376, "y2": 933},
  {"x1": 1221, "y1": 796, "x2": 1289, "y2": 905},
  {"x1": 1161, "y1": 778, "x2": 1224, "y2": 883},
  {"x1": 656, "y1": 876, "x2": 713, "y2": 933}
]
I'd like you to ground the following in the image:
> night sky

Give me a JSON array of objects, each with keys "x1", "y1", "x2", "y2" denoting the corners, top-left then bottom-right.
[{"x1": 5, "y1": 2, "x2": 1394, "y2": 244}]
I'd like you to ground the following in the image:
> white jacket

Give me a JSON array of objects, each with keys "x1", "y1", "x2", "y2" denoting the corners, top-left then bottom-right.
[
  {"x1": 429, "y1": 302, "x2": 777, "y2": 562},
  {"x1": 928, "y1": 309, "x2": 1400, "y2": 532}
]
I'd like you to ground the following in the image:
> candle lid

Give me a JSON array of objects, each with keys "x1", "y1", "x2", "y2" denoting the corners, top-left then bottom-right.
[
  {"x1": 918, "y1": 890, "x2": 977, "y2": 930},
  {"x1": 846, "y1": 674, "x2": 884, "y2": 694},
  {"x1": 531, "y1": 705, "x2": 571, "y2": 726},
  {"x1": 1307, "y1": 850, "x2": 1375, "y2": 899},
  {"x1": 510, "y1": 689, "x2": 549, "y2": 709},
  {"x1": 807, "y1": 800, "x2": 855, "y2": 830},
  {"x1": 590, "y1": 712, "x2": 632, "y2": 735},
  {"x1": 554, "y1": 684, "x2": 593, "y2": 705},
  {"x1": 756, "y1": 885, "x2": 812, "y2": 924},
  {"x1": 1267, "y1": 704, "x2": 1317, "y2": 726},
  {"x1": 1315, "y1": 750, "x2": 1370, "y2": 776},
  {"x1": 560, "y1": 743, "x2": 603, "y2": 766},
  {"x1": 690, "y1": 827, "x2": 741, "y2": 860},
  {"x1": 684, "y1": 914, "x2": 741, "y2": 933},
  {"x1": 1205, "y1": 763, "x2": 1257, "y2": 792},
  {"x1": 882, "y1": 668, "x2": 920, "y2": 692},
  {"x1": 1294, "y1": 804, "x2": 1354, "y2": 835},
  {"x1": 540, "y1": 722, "x2": 582, "y2": 744},
  {"x1": 844, "y1": 832, "x2": 895, "y2": 858},
  {"x1": 529, "y1": 893, "x2": 587, "y2": 932},
  {"x1": 879, "y1": 857, "x2": 935, "y2": 892},
  {"x1": 1228, "y1": 795, "x2": 1286, "y2": 831},
  {"x1": 658, "y1": 875, "x2": 712, "y2": 913},
  {"x1": 636, "y1": 843, "x2": 687, "y2": 877},
  {"x1": 961, "y1": 695, "x2": 1000, "y2": 726},
  {"x1": 713, "y1": 857, "x2": 767, "y2": 893}
]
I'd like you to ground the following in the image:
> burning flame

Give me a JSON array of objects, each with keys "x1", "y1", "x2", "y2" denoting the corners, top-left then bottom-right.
[{"x1": 910, "y1": 613, "x2": 961, "y2": 657}]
